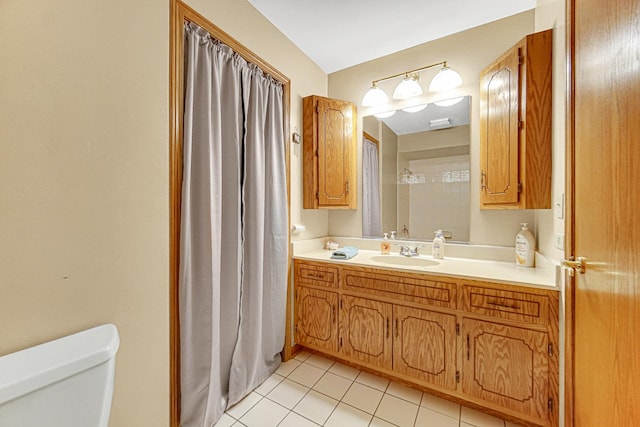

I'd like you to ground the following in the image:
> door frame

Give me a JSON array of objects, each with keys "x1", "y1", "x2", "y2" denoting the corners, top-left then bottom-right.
[{"x1": 564, "y1": 0, "x2": 576, "y2": 425}]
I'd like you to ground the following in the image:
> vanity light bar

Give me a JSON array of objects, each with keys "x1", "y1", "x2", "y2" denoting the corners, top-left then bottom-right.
[{"x1": 370, "y1": 61, "x2": 448, "y2": 86}]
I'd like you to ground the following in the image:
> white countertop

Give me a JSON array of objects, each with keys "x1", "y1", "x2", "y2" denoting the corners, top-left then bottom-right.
[{"x1": 292, "y1": 245, "x2": 559, "y2": 290}]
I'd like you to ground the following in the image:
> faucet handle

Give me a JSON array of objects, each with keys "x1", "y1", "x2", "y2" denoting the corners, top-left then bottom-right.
[{"x1": 411, "y1": 245, "x2": 428, "y2": 256}]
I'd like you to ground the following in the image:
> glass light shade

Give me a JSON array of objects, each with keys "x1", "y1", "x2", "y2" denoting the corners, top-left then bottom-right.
[
  {"x1": 401, "y1": 103, "x2": 428, "y2": 113},
  {"x1": 374, "y1": 110, "x2": 396, "y2": 119},
  {"x1": 428, "y1": 67, "x2": 463, "y2": 92},
  {"x1": 434, "y1": 96, "x2": 465, "y2": 107},
  {"x1": 393, "y1": 75, "x2": 423, "y2": 100},
  {"x1": 362, "y1": 85, "x2": 389, "y2": 107}
]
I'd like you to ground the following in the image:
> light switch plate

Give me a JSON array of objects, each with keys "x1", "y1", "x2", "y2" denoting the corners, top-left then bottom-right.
[{"x1": 555, "y1": 233, "x2": 564, "y2": 250}]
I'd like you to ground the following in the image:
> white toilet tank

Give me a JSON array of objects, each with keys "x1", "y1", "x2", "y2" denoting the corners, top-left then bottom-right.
[{"x1": 0, "y1": 324, "x2": 120, "y2": 427}]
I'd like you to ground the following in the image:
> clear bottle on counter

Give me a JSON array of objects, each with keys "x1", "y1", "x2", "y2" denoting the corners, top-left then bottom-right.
[{"x1": 432, "y1": 230, "x2": 445, "y2": 260}]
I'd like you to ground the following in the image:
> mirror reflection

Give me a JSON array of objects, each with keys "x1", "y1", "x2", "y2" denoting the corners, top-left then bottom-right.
[{"x1": 362, "y1": 96, "x2": 471, "y2": 242}]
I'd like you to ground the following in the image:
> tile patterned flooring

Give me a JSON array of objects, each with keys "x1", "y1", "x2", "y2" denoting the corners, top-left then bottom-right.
[{"x1": 216, "y1": 351, "x2": 522, "y2": 427}]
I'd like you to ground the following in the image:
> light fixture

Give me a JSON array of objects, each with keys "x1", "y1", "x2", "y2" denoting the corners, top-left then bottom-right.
[
  {"x1": 374, "y1": 110, "x2": 396, "y2": 119},
  {"x1": 401, "y1": 103, "x2": 428, "y2": 113},
  {"x1": 361, "y1": 61, "x2": 463, "y2": 107},
  {"x1": 393, "y1": 74, "x2": 422, "y2": 100},
  {"x1": 434, "y1": 96, "x2": 464, "y2": 107},
  {"x1": 361, "y1": 84, "x2": 389, "y2": 107},
  {"x1": 428, "y1": 67, "x2": 463, "y2": 92}
]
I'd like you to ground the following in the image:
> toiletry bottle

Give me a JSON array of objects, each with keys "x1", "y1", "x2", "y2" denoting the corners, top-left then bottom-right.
[
  {"x1": 389, "y1": 231, "x2": 396, "y2": 240},
  {"x1": 380, "y1": 233, "x2": 391, "y2": 254},
  {"x1": 432, "y1": 230, "x2": 445, "y2": 260},
  {"x1": 515, "y1": 223, "x2": 535, "y2": 267}
]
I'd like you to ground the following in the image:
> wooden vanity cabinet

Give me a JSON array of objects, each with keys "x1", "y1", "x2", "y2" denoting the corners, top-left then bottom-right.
[
  {"x1": 293, "y1": 259, "x2": 559, "y2": 427},
  {"x1": 302, "y1": 95, "x2": 357, "y2": 209},
  {"x1": 393, "y1": 305, "x2": 457, "y2": 391},
  {"x1": 479, "y1": 29, "x2": 552, "y2": 209},
  {"x1": 461, "y1": 318, "x2": 550, "y2": 420},
  {"x1": 339, "y1": 295, "x2": 392, "y2": 369},
  {"x1": 294, "y1": 286, "x2": 339, "y2": 353},
  {"x1": 294, "y1": 260, "x2": 340, "y2": 352},
  {"x1": 460, "y1": 283, "x2": 558, "y2": 423}
]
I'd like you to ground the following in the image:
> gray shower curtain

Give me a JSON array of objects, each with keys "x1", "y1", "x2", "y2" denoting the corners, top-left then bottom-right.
[
  {"x1": 362, "y1": 136, "x2": 381, "y2": 237},
  {"x1": 179, "y1": 22, "x2": 288, "y2": 427}
]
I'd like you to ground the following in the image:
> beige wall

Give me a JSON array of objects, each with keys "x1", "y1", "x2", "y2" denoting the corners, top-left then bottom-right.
[
  {"x1": 0, "y1": 0, "x2": 326, "y2": 426},
  {"x1": 328, "y1": 11, "x2": 539, "y2": 246},
  {"x1": 0, "y1": 0, "x2": 170, "y2": 425}
]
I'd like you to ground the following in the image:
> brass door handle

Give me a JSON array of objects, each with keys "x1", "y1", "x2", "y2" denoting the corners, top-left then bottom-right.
[{"x1": 561, "y1": 257, "x2": 587, "y2": 275}]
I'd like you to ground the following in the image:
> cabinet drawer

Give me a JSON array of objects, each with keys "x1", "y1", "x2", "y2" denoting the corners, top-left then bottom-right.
[
  {"x1": 295, "y1": 260, "x2": 339, "y2": 288},
  {"x1": 342, "y1": 268, "x2": 456, "y2": 309},
  {"x1": 464, "y1": 286, "x2": 548, "y2": 325}
]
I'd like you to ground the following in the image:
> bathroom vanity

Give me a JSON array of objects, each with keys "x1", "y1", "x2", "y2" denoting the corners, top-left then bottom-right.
[{"x1": 292, "y1": 244, "x2": 559, "y2": 427}]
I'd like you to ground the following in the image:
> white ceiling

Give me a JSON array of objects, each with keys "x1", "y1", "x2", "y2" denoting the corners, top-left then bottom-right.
[{"x1": 248, "y1": 0, "x2": 536, "y2": 73}]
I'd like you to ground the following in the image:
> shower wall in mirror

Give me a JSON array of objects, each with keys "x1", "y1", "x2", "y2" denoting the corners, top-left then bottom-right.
[{"x1": 362, "y1": 96, "x2": 471, "y2": 242}]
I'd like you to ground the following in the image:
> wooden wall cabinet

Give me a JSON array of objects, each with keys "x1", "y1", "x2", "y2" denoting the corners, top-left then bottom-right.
[
  {"x1": 303, "y1": 95, "x2": 357, "y2": 209},
  {"x1": 480, "y1": 29, "x2": 552, "y2": 209},
  {"x1": 293, "y1": 259, "x2": 559, "y2": 427}
]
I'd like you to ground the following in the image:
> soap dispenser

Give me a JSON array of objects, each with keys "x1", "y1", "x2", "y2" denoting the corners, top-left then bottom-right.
[
  {"x1": 515, "y1": 223, "x2": 535, "y2": 267},
  {"x1": 380, "y1": 233, "x2": 391, "y2": 254}
]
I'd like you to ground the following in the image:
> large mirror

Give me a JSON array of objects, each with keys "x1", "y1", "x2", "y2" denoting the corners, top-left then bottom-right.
[{"x1": 362, "y1": 96, "x2": 471, "y2": 242}]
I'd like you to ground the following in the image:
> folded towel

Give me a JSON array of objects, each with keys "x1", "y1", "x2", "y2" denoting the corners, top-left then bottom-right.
[{"x1": 331, "y1": 246, "x2": 359, "y2": 260}]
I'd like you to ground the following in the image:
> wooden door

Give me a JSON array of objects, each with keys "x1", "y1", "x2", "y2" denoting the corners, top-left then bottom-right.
[
  {"x1": 567, "y1": 0, "x2": 640, "y2": 425},
  {"x1": 316, "y1": 97, "x2": 354, "y2": 207},
  {"x1": 393, "y1": 305, "x2": 457, "y2": 390},
  {"x1": 295, "y1": 287, "x2": 338, "y2": 353},
  {"x1": 339, "y1": 295, "x2": 392, "y2": 369},
  {"x1": 461, "y1": 318, "x2": 549, "y2": 422},
  {"x1": 480, "y1": 44, "x2": 520, "y2": 206}
]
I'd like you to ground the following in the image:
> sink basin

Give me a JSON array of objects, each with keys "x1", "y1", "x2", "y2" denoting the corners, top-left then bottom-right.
[{"x1": 370, "y1": 255, "x2": 440, "y2": 267}]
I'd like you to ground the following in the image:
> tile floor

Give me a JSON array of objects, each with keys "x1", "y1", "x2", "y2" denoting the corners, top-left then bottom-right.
[{"x1": 216, "y1": 351, "x2": 523, "y2": 427}]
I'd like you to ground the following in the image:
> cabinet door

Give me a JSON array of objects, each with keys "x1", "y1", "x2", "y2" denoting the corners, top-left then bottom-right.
[
  {"x1": 340, "y1": 295, "x2": 392, "y2": 369},
  {"x1": 480, "y1": 45, "x2": 520, "y2": 206},
  {"x1": 393, "y1": 305, "x2": 457, "y2": 390},
  {"x1": 462, "y1": 318, "x2": 549, "y2": 422},
  {"x1": 295, "y1": 287, "x2": 338, "y2": 353},
  {"x1": 316, "y1": 97, "x2": 355, "y2": 208}
]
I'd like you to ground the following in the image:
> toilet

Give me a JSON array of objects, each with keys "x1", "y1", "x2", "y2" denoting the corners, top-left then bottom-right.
[{"x1": 0, "y1": 324, "x2": 120, "y2": 427}]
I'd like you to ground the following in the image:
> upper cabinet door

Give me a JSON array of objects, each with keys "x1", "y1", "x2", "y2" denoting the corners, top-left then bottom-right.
[
  {"x1": 480, "y1": 29, "x2": 552, "y2": 210},
  {"x1": 303, "y1": 95, "x2": 357, "y2": 209},
  {"x1": 480, "y1": 47, "x2": 520, "y2": 205}
]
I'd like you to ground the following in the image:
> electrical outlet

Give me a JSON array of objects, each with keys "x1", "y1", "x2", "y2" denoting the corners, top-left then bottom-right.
[{"x1": 555, "y1": 233, "x2": 564, "y2": 250}]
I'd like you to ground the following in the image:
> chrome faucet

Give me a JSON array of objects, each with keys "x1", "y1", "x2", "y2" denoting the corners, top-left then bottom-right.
[{"x1": 399, "y1": 245, "x2": 426, "y2": 257}]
